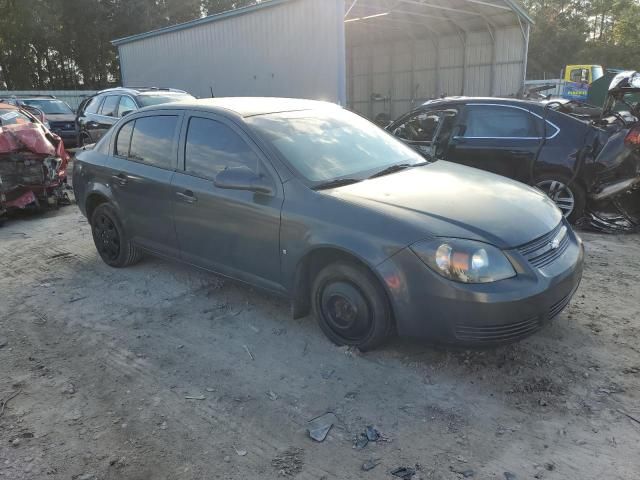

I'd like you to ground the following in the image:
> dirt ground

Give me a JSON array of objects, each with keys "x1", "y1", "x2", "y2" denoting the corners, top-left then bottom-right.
[{"x1": 0, "y1": 204, "x2": 639, "y2": 480}]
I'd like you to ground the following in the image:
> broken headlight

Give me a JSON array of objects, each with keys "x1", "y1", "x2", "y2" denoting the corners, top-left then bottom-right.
[{"x1": 411, "y1": 238, "x2": 516, "y2": 284}]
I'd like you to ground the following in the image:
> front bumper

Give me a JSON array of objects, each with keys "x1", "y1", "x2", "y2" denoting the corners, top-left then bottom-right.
[{"x1": 377, "y1": 223, "x2": 584, "y2": 346}]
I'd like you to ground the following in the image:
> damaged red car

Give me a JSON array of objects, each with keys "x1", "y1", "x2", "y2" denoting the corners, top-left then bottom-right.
[{"x1": 0, "y1": 102, "x2": 70, "y2": 221}]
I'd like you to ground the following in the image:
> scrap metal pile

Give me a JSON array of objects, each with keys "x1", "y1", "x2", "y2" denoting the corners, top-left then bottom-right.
[{"x1": 0, "y1": 110, "x2": 70, "y2": 220}]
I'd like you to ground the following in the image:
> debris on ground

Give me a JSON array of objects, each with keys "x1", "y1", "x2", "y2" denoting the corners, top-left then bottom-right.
[
  {"x1": 60, "y1": 382, "x2": 76, "y2": 395},
  {"x1": 361, "y1": 458, "x2": 381, "y2": 471},
  {"x1": 504, "y1": 472, "x2": 517, "y2": 480},
  {"x1": 234, "y1": 447, "x2": 247, "y2": 456},
  {"x1": 391, "y1": 466, "x2": 416, "y2": 479},
  {"x1": 184, "y1": 395, "x2": 206, "y2": 400},
  {"x1": 271, "y1": 447, "x2": 304, "y2": 477},
  {"x1": 450, "y1": 466, "x2": 475, "y2": 477},
  {"x1": 354, "y1": 425, "x2": 385, "y2": 449},
  {"x1": 307, "y1": 413, "x2": 337, "y2": 442}
]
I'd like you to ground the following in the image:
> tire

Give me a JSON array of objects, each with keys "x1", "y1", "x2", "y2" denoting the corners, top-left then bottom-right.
[
  {"x1": 312, "y1": 261, "x2": 393, "y2": 351},
  {"x1": 90, "y1": 203, "x2": 142, "y2": 268},
  {"x1": 535, "y1": 173, "x2": 586, "y2": 224}
]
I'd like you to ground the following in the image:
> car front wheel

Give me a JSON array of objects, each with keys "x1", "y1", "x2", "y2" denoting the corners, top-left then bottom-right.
[
  {"x1": 312, "y1": 261, "x2": 393, "y2": 351},
  {"x1": 536, "y1": 175, "x2": 586, "y2": 223},
  {"x1": 90, "y1": 203, "x2": 142, "y2": 268}
]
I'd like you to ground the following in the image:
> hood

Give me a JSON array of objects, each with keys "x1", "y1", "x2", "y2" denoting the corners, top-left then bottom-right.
[
  {"x1": 45, "y1": 113, "x2": 76, "y2": 123},
  {"x1": 325, "y1": 162, "x2": 562, "y2": 248}
]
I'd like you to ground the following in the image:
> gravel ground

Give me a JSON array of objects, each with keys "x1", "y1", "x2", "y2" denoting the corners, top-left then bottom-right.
[{"x1": 0, "y1": 205, "x2": 639, "y2": 480}]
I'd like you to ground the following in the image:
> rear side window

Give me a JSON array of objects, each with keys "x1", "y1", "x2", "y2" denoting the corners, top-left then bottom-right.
[
  {"x1": 115, "y1": 121, "x2": 134, "y2": 157},
  {"x1": 464, "y1": 105, "x2": 537, "y2": 138},
  {"x1": 100, "y1": 95, "x2": 120, "y2": 117},
  {"x1": 128, "y1": 116, "x2": 178, "y2": 169},
  {"x1": 184, "y1": 117, "x2": 259, "y2": 180},
  {"x1": 84, "y1": 96, "x2": 102, "y2": 115}
]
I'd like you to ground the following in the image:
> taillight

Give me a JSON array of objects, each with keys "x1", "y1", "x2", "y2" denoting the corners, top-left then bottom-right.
[{"x1": 624, "y1": 126, "x2": 640, "y2": 147}]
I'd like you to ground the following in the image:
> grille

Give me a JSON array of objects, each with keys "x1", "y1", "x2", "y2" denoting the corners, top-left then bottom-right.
[
  {"x1": 49, "y1": 121, "x2": 75, "y2": 131},
  {"x1": 517, "y1": 222, "x2": 570, "y2": 269},
  {"x1": 454, "y1": 316, "x2": 542, "y2": 343},
  {"x1": 548, "y1": 283, "x2": 579, "y2": 320}
]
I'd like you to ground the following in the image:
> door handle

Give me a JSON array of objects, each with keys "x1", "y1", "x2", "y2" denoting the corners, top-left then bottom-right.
[
  {"x1": 112, "y1": 173, "x2": 128, "y2": 186},
  {"x1": 176, "y1": 190, "x2": 197, "y2": 204}
]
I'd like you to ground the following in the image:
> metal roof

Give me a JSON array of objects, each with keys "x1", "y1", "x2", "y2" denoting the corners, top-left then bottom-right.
[
  {"x1": 345, "y1": 0, "x2": 533, "y2": 43},
  {"x1": 112, "y1": 0, "x2": 532, "y2": 47}
]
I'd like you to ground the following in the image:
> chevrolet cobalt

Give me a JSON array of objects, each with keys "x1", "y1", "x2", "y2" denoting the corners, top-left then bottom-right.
[{"x1": 73, "y1": 98, "x2": 584, "y2": 350}]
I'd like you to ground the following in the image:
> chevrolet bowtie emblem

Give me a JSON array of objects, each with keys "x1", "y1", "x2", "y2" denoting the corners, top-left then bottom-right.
[{"x1": 550, "y1": 226, "x2": 568, "y2": 250}]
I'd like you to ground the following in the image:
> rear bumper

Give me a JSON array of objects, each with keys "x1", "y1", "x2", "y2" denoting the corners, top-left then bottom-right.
[{"x1": 377, "y1": 226, "x2": 584, "y2": 346}]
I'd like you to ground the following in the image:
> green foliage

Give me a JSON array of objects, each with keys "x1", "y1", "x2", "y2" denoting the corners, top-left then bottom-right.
[
  {"x1": 523, "y1": 0, "x2": 640, "y2": 78},
  {"x1": 0, "y1": 0, "x2": 256, "y2": 89}
]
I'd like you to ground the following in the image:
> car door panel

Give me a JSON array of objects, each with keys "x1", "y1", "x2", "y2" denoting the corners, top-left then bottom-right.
[
  {"x1": 107, "y1": 112, "x2": 182, "y2": 257},
  {"x1": 445, "y1": 104, "x2": 543, "y2": 183},
  {"x1": 171, "y1": 113, "x2": 284, "y2": 291}
]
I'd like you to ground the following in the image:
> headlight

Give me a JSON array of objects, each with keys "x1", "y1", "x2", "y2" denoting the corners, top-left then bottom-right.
[{"x1": 411, "y1": 238, "x2": 516, "y2": 284}]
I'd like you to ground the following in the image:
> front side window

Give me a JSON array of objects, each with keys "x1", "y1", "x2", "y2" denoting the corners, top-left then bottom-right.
[
  {"x1": 128, "y1": 116, "x2": 178, "y2": 169},
  {"x1": 248, "y1": 108, "x2": 425, "y2": 183},
  {"x1": 185, "y1": 117, "x2": 260, "y2": 180},
  {"x1": 464, "y1": 105, "x2": 537, "y2": 139},
  {"x1": 117, "y1": 96, "x2": 137, "y2": 118},
  {"x1": 100, "y1": 95, "x2": 120, "y2": 117},
  {"x1": 393, "y1": 111, "x2": 441, "y2": 142}
]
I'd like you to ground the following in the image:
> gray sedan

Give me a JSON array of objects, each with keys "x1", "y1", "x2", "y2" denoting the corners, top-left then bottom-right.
[{"x1": 73, "y1": 98, "x2": 584, "y2": 350}]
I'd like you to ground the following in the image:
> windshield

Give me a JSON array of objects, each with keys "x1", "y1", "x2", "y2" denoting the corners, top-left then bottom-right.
[
  {"x1": 0, "y1": 108, "x2": 32, "y2": 126},
  {"x1": 138, "y1": 94, "x2": 194, "y2": 107},
  {"x1": 248, "y1": 108, "x2": 425, "y2": 183},
  {"x1": 21, "y1": 99, "x2": 73, "y2": 114}
]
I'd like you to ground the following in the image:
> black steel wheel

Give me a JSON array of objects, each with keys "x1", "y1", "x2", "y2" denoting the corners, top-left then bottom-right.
[
  {"x1": 312, "y1": 262, "x2": 393, "y2": 351},
  {"x1": 90, "y1": 203, "x2": 142, "y2": 268}
]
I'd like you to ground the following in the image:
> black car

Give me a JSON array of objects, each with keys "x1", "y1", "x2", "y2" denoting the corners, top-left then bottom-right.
[
  {"x1": 76, "y1": 87, "x2": 195, "y2": 146},
  {"x1": 73, "y1": 98, "x2": 583, "y2": 350},
  {"x1": 388, "y1": 96, "x2": 640, "y2": 223},
  {"x1": 12, "y1": 96, "x2": 79, "y2": 148}
]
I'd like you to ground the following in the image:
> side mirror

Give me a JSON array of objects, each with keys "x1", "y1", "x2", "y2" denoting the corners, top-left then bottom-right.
[{"x1": 214, "y1": 166, "x2": 274, "y2": 195}]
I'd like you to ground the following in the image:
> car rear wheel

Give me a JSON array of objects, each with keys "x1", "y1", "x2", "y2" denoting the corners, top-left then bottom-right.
[
  {"x1": 90, "y1": 203, "x2": 142, "y2": 268},
  {"x1": 312, "y1": 262, "x2": 393, "y2": 351},
  {"x1": 536, "y1": 175, "x2": 586, "y2": 223}
]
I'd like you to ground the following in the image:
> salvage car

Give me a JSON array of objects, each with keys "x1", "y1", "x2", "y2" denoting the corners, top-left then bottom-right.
[
  {"x1": 388, "y1": 92, "x2": 640, "y2": 223},
  {"x1": 12, "y1": 96, "x2": 79, "y2": 148},
  {"x1": 0, "y1": 102, "x2": 70, "y2": 218},
  {"x1": 74, "y1": 98, "x2": 584, "y2": 350},
  {"x1": 76, "y1": 87, "x2": 195, "y2": 146}
]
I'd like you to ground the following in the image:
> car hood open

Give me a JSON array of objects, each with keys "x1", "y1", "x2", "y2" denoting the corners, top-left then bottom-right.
[{"x1": 325, "y1": 161, "x2": 563, "y2": 248}]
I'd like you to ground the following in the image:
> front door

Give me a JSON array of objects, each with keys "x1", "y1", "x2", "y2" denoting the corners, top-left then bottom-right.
[
  {"x1": 171, "y1": 114, "x2": 284, "y2": 291},
  {"x1": 107, "y1": 112, "x2": 182, "y2": 256},
  {"x1": 445, "y1": 104, "x2": 543, "y2": 183}
]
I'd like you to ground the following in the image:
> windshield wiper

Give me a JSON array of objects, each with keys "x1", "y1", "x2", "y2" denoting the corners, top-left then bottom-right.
[
  {"x1": 368, "y1": 162, "x2": 426, "y2": 179},
  {"x1": 313, "y1": 178, "x2": 362, "y2": 190}
]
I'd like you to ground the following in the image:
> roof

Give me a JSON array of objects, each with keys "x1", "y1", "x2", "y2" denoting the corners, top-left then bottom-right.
[
  {"x1": 112, "y1": 0, "x2": 293, "y2": 47},
  {"x1": 112, "y1": 0, "x2": 533, "y2": 47},
  {"x1": 154, "y1": 97, "x2": 340, "y2": 117},
  {"x1": 0, "y1": 102, "x2": 18, "y2": 110}
]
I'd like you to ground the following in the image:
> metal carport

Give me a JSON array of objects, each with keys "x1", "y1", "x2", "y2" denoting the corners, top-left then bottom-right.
[
  {"x1": 112, "y1": 0, "x2": 532, "y2": 120},
  {"x1": 345, "y1": 0, "x2": 533, "y2": 120}
]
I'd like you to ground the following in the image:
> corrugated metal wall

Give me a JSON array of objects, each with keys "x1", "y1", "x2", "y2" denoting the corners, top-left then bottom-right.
[
  {"x1": 347, "y1": 26, "x2": 526, "y2": 120},
  {"x1": 0, "y1": 90, "x2": 97, "y2": 110},
  {"x1": 118, "y1": 0, "x2": 345, "y2": 103}
]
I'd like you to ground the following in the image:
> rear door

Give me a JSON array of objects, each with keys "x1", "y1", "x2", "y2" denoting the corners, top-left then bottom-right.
[
  {"x1": 171, "y1": 113, "x2": 284, "y2": 291},
  {"x1": 107, "y1": 111, "x2": 182, "y2": 256},
  {"x1": 445, "y1": 103, "x2": 543, "y2": 182}
]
